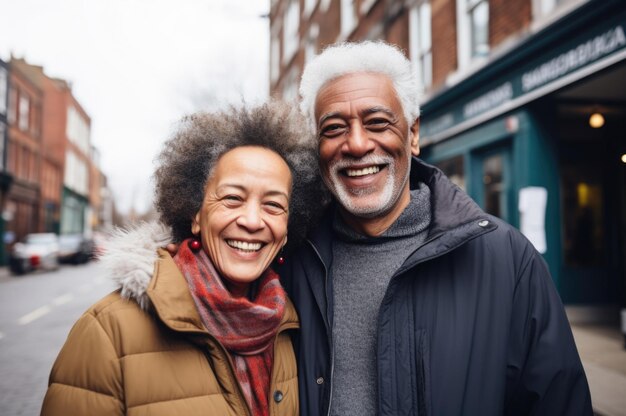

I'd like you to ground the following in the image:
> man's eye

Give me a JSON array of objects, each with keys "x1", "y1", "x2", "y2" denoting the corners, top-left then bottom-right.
[
  {"x1": 367, "y1": 118, "x2": 390, "y2": 129},
  {"x1": 320, "y1": 124, "x2": 346, "y2": 137}
]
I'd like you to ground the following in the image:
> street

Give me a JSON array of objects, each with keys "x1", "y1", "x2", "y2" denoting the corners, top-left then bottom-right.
[{"x1": 0, "y1": 261, "x2": 115, "y2": 416}]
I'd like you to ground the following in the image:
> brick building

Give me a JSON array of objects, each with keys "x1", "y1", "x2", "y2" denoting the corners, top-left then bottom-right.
[
  {"x1": 0, "y1": 58, "x2": 13, "y2": 263},
  {"x1": 5, "y1": 58, "x2": 43, "y2": 248},
  {"x1": 270, "y1": 0, "x2": 626, "y2": 311},
  {"x1": 4, "y1": 57, "x2": 111, "y2": 251}
]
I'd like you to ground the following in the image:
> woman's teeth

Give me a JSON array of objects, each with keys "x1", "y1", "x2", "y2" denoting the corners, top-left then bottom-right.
[
  {"x1": 345, "y1": 165, "x2": 380, "y2": 177},
  {"x1": 226, "y1": 240, "x2": 262, "y2": 252}
]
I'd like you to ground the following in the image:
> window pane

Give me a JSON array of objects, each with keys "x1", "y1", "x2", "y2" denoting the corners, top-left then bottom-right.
[
  {"x1": 422, "y1": 52, "x2": 432, "y2": 87},
  {"x1": 483, "y1": 154, "x2": 503, "y2": 217},
  {"x1": 437, "y1": 156, "x2": 465, "y2": 191},
  {"x1": 19, "y1": 95, "x2": 29, "y2": 131},
  {"x1": 540, "y1": 0, "x2": 558, "y2": 15},
  {"x1": 0, "y1": 67, "x2": 7, "y2": 115},
  {"x1": 471, "y1": 1, "x2": 489, "y2": 57},
  {"x1": 419, "y1": 2, "x2": 431, "y2": 52}
]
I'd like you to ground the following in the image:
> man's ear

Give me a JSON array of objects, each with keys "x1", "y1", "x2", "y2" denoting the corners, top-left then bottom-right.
[
  {"x1": 191, "y1": 212, "x2": 201, "y2": 235},
  {"x1": 410, "y1": 118, "x2": 420, "y2": 156}
]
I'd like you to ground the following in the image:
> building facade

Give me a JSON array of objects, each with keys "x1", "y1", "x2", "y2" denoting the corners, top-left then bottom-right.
[
  {"x1": 5, "y1": 58, "x2": 43, "y2": 249},
  {"x1": 270, "y1": 0, "x2": 626, "y2": 313},
  {"x1": 0, "y1": 58, "x2": 13, "y2": 264},
  {"x1": 4, "y1": 57, "x2": 111, "y2": 249}
]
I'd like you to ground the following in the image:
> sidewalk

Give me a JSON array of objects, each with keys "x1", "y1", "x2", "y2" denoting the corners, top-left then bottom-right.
[{"x1": 571, "y1": 323, "x2": 626, "y2": 416}]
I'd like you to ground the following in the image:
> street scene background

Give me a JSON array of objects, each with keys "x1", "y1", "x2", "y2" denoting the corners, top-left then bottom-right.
[{"x1": 1, "y1": 0, "x2": 626, "y2": 415}]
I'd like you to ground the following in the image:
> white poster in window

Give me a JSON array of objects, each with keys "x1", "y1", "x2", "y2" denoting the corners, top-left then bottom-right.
[{"x1": 518, "y1": 186, "x2": 547, "y2": 253}]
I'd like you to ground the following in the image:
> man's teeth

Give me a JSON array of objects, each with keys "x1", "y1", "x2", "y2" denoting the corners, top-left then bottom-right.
[
  {"x1": 346, "y1": 166, "x2": 380, "y2": 177},
  {"x1": 226, "y1": 240, "x2": 262, "y2": 252}
]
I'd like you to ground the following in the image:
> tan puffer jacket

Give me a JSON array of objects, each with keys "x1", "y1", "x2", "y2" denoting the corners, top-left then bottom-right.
[{"x1": 41, "y1": 223, "x2": 299, "y2": 416}]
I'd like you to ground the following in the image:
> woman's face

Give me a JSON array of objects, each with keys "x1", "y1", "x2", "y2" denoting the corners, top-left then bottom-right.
[{"x1": 192, "y1": 146, "x2": 292, "y2": 297}]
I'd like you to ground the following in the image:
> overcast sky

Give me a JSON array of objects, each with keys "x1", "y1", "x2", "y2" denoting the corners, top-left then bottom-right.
[{"x1": 0, "y1": 0, "x2": 270, "y2": 214}]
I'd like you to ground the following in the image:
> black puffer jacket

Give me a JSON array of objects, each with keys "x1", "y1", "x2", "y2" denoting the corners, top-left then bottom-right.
[{"x1": 281, "y1": 158, "x2": 591, "y2": 416}]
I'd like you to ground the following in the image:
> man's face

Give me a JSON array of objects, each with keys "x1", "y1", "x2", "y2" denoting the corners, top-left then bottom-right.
[{"x1": 314, "y1": 73, "x2": 420, "y2": 223}]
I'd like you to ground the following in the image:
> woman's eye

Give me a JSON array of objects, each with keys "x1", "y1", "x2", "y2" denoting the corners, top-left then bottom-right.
[
  {"x1": 265, "y1": 201, "x2": 287, "y2": 213},
  {"x1": 223, "y1": 195, "x2": 243, "y2": 203}
]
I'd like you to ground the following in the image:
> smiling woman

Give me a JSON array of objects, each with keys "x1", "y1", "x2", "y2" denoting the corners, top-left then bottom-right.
[{"x1": 41, "y1": 101, "x2": 327, "y2": 416}]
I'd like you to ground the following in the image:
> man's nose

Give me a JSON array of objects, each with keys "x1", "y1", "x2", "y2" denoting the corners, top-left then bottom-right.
[
  {"x1": 236, "y1": 204, "x2": 265, "y2": 232},
  {"x1": 342, "y1": 122, "x2": 374, "y2": 157}
]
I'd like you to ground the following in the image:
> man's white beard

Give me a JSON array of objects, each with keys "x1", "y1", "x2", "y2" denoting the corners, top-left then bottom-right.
[{"x1": 324, "y1": 154, "x2": 409, "y2": 219}]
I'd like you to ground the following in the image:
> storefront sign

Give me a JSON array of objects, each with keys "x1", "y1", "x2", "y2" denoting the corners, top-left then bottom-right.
[
  {"x1": 422, "y1": 14, "x2": 626, "y2": 144},
  {"x1": 522, "y1": 26, "x2": 625, "y2": 93}
]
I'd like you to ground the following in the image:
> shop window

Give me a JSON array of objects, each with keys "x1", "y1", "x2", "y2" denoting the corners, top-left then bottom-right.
[
  {"x1": 409, "y1": 1, "x2": 433, "y2": 88},
  {"x1": 561, "y1": 165, "x2": 605, "y2": 267},
  {"x1": 437, "y1": 155, "x2": 466, "y2": 191},
  {"x1": 482, "y1": 153, "x2": 503, "y2": 218}
]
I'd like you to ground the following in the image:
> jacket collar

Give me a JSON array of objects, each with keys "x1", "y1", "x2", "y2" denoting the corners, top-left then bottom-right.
[{"x1": 99, "y1": 222, "x2": 298, "y2": 333}]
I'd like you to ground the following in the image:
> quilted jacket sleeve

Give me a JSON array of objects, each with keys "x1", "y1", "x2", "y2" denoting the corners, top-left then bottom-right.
[
  {"x1": 504, "y1": 246, "x2": 592, "y2": 415},
  {"x1": 41, "y1": 311, "x2": 124, "y2": 416}
]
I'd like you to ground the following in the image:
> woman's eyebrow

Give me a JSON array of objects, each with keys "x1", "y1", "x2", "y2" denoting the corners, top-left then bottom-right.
[{"x1": 218, "y1": 184, "x2": 289, "y2": 200}]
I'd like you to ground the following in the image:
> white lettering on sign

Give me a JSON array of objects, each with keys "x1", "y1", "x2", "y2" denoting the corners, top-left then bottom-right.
[
  {"x1": 522, "y1": 26, "x2": 626, "y2": 92},
  {"x1": 425, "y1": 113, "x2": 454, "y2": 135},
  {"x1": 463, "y1": 82, "x2": 513, "y2": 119}
]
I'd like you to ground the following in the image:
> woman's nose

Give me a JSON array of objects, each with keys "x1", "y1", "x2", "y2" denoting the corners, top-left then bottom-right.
[{"x1": 236, "y1": 204, "x2": 265, "y2": 232}]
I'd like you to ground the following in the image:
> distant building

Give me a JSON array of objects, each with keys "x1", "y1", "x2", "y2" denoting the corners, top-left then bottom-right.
[
  {"x1": 7, "y1": 58, "x2": 111, "y2": 241},
  {"x1": 5, "y1": 57, "x2": 43, "y2": 247},
  {"x1": 270, "y1": 0, "x2": 626, "y2": 311},
  {"x1": 89, "y1": 145, "x2": 113, "y2": 233},
  {"x1": 0, "y1": 58, "x2": 13, "y2": 264}
]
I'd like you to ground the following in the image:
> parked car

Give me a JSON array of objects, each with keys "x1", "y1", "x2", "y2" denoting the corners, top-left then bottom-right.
[
  {"x1": 9, "y1": 233, "x2": 60, "y2": 275},
  {"x1": 58, "y1": 234, "x2": 95, "y2": 264}
]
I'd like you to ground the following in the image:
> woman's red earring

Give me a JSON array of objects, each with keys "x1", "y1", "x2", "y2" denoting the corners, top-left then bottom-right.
[
  {"x1": 277, "y1": 252, "x2": 285, "y2": 265},
  {"x1": 189, "y1": 239, "x2": 201, "y2": 251}
]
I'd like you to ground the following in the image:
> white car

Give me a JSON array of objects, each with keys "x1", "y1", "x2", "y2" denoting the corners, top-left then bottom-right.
[{"x1": 10, "y1": 233, "x2": 60, "y2": 275}]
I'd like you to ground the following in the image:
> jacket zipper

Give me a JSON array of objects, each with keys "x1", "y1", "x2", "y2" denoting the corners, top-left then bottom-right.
[
  {"x1": 374, "y1": 221, "x2": 497, "y2": 413},
  {"x1": 305, "y1": 239, "x2": 335, "y2": 416}
]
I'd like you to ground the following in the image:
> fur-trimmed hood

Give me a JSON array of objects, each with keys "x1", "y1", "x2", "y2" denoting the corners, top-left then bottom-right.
[{"x1": 99, "y1": 221, "x2": 172, "y2": 310}]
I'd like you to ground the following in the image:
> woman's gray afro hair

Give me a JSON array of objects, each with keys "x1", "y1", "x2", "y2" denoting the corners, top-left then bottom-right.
[
  {"x1": 154, "y1": 100, "x2": 329, "y2": 252},
  {"x1": 299, "y1": 40, "x2": 422, "y2": 134}
]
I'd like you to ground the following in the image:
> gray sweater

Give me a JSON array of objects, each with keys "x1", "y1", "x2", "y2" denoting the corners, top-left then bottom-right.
[{"x1": 329, "y1": 184, "x2": 432, "y2": 416}]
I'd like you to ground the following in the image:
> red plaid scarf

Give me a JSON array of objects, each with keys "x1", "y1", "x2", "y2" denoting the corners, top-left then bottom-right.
[{"x1": 173, "y1": 239, "x2": 286, "y2": 416}]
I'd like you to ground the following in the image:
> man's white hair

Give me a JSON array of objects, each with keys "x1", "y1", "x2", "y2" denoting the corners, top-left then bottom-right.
[{"x1": 299, "y1": 40, "x2": 421, "y2": 134}]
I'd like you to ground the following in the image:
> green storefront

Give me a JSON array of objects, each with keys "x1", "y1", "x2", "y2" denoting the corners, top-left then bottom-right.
[
  {"x1": 420, "y1": 0, "x2": 626, "y2": 311},
  {"x1": 61, "y1": 187, "x2": 89, "y2": 235}
]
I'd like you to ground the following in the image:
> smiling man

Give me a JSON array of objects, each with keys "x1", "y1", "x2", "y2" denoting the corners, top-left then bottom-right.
[{"x1": 282, "y1": 41, "x2": 592, "y2": 416}]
